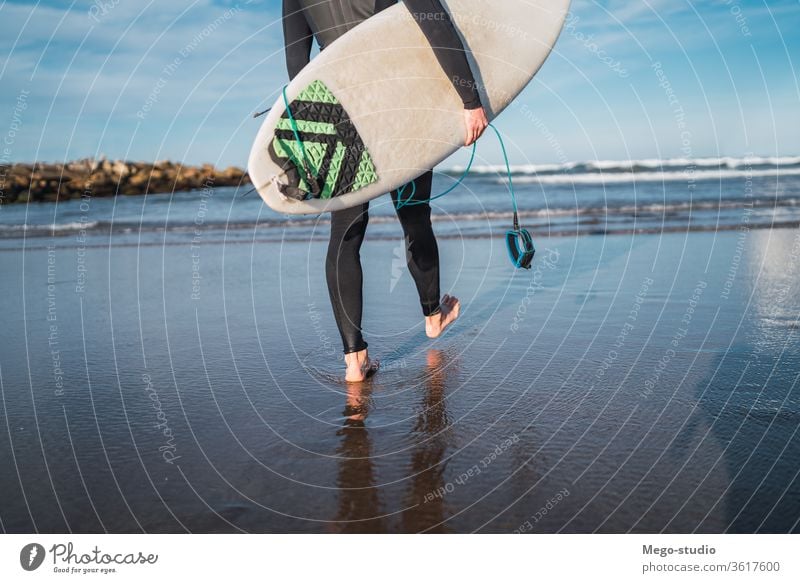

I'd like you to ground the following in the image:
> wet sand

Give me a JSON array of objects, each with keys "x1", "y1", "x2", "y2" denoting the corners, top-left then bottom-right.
[{"x1": 1, "y1": 227, "x2": 799, "y2": 533}]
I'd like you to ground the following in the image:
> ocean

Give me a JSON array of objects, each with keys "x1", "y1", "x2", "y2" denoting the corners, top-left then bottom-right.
[
  {"x1": 1, "y1": 155, "x2": 799, "y2": 533},
  {"x1": 2, "y1": 155, "x2": 799, "y2": 248}
]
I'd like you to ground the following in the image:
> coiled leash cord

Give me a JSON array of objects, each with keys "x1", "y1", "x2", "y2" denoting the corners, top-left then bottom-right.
[{"x1": 394, "y1": 122, "x2": 535, "y2": 269}]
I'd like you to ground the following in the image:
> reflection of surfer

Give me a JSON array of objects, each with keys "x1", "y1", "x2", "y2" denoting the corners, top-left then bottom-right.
[
  {"x1": 281, "y1": 1, "x2": 489, "y2": 381},
  {"x1": 332, "y1": 381, "x2": 387, "y2": 532},
  {"x1": 333, "y1": 349, "x2": 455, "y2": 532},
  {"x1": 402, "y1": 349, "x2": 454, "y2": 532}
]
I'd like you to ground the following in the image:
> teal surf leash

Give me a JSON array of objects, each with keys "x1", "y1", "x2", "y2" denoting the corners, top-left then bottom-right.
[
  {"x1": 393, "y1": 141, "x2": 476, "y2": 210},
  {"x1": 281, "y1": 85, "x2": 321, "y2": 197},
  {"x1": 394, "y1": 122, "x2": 535, "y2": 269},
  {"x1": 489, "y1": 123, "x2": 535, "y2": 270},
  {"x1": 239, "y1": 86, "x2": 326, "y2": 200}
]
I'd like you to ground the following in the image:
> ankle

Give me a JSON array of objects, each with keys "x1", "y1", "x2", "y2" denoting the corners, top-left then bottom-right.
[{"x1": 345, "y1": 348, "x2": 368, "y2": 367}]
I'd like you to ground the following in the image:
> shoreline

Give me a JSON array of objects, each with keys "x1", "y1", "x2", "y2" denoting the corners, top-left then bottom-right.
[
  {"x1": 1, "y1": 219, "x2": 797, "y2": 251},
  {"x1": 0, "y1": 158, "x2": 250, "y2": 204},
  {"x1": 2, "y1": 228, "x2": 798, "y2": 532},
  {"x1": 0, "y1": 223, "x2": 800, "y2": 254}
]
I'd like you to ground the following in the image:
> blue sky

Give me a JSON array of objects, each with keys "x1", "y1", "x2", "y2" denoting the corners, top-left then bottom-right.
[{"x1": 1, "y1": 0, "x2": 798, "y2": 168}]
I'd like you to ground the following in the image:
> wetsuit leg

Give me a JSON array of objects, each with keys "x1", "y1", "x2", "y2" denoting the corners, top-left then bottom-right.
[
  {"x1": 392, "y1": 170, "x2": 441, "y2": 317},
  {"x1": 327, "y1": 203, "x2": 370, "y2": 354}
]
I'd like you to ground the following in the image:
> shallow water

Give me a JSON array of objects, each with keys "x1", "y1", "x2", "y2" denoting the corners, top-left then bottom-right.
[
  {"x1": 2, "y1": 156, "x2": 800, "y2": 250},
  {"x1": 1, "y1": 226, "x2": 798, "y2": 532}
]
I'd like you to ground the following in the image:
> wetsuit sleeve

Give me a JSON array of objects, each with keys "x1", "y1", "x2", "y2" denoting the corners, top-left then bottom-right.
[
  {"x1": 375, "y1": 0, "x2": 397, "y2": 11},
  {"x1": 403, "y1": 0, "x2": 482, "y2": 109},
  {"x1": 282, "y1": 0, "x2": 314, "y2": 80}
]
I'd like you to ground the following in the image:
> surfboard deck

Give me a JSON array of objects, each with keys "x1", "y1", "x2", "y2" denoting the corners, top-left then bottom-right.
[{"x1": 249, "y1": 0, "x2": 570, "y2": 215}]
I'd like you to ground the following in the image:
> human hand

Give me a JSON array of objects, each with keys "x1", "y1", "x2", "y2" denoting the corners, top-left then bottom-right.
[{"x1": 463, "y1": 106, "x2": 489, "y2": 146}]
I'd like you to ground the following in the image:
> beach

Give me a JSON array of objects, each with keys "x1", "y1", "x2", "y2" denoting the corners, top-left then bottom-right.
[
  {"x1": 3, "y1": 4, "x2": 800, "y2": 581},
  {"x1": 1, "y1": 209, "x2": 798, "y2": 532}
]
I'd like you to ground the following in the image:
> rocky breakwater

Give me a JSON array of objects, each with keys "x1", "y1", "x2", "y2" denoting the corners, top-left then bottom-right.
[{"x1": 0, "y1": 158, "x2": 250, "y2": 204}]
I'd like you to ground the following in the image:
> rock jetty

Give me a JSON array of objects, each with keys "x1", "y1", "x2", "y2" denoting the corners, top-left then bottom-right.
[{"x1": 0, "y1": 158, "x2": 251, "y2": 204}]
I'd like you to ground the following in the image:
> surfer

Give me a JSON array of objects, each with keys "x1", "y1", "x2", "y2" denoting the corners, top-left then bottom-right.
[{"x1": 282, "y1": 0, "x2": 489, "y2": 381}]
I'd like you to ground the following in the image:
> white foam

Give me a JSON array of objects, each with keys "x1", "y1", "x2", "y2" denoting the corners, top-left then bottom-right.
[
  {"x1": 451, "y1": 155, "x2": 800, "y2": 177},
  {"x1": 0, "y1": 221, "x2": 99, "y2": 232},
  {"x1": 504, "y1": 167, "x2": 800, "y2": 185}
]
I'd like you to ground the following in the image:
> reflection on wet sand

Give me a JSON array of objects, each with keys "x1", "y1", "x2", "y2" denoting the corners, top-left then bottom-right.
[
  {"x1": 332, "y1": 381, "x2": 388, "y2": 533},
  {"x1": 332, "y1": 349, "x2": 457, "y2": 533},
  {"x1": 401, "y1": 349, "x2": 456, "y2": 533}
]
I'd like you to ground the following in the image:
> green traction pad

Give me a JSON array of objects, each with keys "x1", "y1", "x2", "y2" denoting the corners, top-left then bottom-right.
[{"x1": 268, "y1": 80, "x2": 378, "y2": 200}]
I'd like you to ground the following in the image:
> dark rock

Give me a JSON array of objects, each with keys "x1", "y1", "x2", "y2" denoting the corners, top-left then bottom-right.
[{"x1": 0, "y1": 159, "x2": 251, "y2": 204}]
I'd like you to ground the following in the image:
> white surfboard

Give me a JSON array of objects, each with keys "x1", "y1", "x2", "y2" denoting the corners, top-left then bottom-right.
[{"x1": 249, "y1": 0, "x2": 570, "y2": 215}]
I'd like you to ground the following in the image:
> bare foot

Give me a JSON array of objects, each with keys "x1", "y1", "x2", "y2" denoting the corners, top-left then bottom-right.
[
  {"x1": 425, "y1": 294, "x2": 461, "y2": 338},
  {"x1": 344, "y1": 349, "x2": 379, "y2": 383}
]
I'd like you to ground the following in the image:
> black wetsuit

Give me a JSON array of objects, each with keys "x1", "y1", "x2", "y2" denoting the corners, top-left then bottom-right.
[{"x1": 281, "y1": 0, "x2": 481, "y2": 354}]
